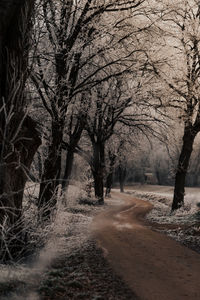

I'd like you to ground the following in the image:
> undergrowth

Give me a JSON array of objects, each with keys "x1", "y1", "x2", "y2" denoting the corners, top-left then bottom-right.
[
  {"x1": 128, "y1": 189, "x2": 200, "y2": 253},
  {"x1": 0, "y1": 182, "x2": 101, "y2": 299}
]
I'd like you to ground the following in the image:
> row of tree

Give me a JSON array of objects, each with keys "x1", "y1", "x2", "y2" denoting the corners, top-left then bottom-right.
[
  {"x1": 1, "y1": 0, "x2": 200, "y2": 258},
  {"x1": 31, "y1": 0, "x2": 159, "y2": 216}
]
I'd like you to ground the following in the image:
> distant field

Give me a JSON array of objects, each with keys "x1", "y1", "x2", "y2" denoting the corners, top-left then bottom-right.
[
  {"x1": 125, "y1": 184, "x2": 200, "y2": 194},
  {"x1": 124, "y1": 184, "x2": 200, "y2": 204},
  {"x1": 125, "y1": 184, "x2": 174, "y2": 193}
]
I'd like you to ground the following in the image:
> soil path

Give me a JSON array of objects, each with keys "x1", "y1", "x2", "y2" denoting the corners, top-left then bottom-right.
[{"x1": 92, "y1": 191, "x2": 200, "y2": 300}]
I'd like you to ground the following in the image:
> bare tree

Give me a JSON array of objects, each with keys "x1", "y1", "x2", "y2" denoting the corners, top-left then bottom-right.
[
  {"x1": 105, "y1": 139, "x2": 127, "y2": 195},
  {"x1": 145, "y1": 0, "x2": 200, "y2": 209},
  {"x1": 62, "y1": 96, "x2": 88, "y2": 190},
  {"x1": 83, "y1": 78, "x2": 134, "y2": 203},
  {"x1": 32, "y1": 0, "x2": 147, "y2": 214},
  {"x1": 78, "y1": 67, "x2": 163, "y2": 202}
]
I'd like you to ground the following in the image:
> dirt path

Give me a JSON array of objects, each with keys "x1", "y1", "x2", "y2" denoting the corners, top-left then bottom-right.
[{"x1": 92, "y1": 191, "x2": 200, "y2": 300}]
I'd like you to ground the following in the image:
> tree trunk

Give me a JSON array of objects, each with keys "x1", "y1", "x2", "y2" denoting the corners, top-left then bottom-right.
[
  {"x1": 119, "y1": 164, "x2": 126, "y2": 193},
  {"x1": 155, "y1": 161, "x2": 162, "y2": 185},
  {"x1": 92, "y1": 142, "x2": 105, "y2": 204},
  {"x1": 0, "y1": 115, "x2": 40, "y2": 261},
  {"x1": 105, "y1": 152, "x2": 116, "y2": 198},
  {"x1": 105, "y1": 172, "x2": 113, "y2": 197},
  {"x1": 0, "y1": 0, "x2": 38, "y2": 229},
  {"x1": 37, "y1": 151, "x2": 43, "y2": 180},
  {"x1": 93, "y1": 171, "x2": 104, "y2": 204},
  {"x1": 38, "y1": 120, "x2": 63, "y2": 218},
  {"x1": 62, "y1": 119, "x2": 84, "y2": 190},
  {"x1": 62, "y1": 148, "x2": 74, "y2": 190},
  {"x1": 0, "y1": 115, "x2": 41, "y2": 224},
  {"x1": 0, "y1": 0, "x2": 34, "y2": 109},
  {"x1": 172, "y1": 126, "x2": 197, "y2": 210}
]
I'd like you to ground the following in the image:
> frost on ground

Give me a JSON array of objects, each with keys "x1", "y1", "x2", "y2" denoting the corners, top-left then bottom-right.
[
  {"x1": 0, "y1": 183, "x2": 136, "y2": 300},
  {"x1": 0, "y1": 184, "x2": 103, "y2": 300},
  {"x1": 37, "y1": 239, "x2": 136, "y2": 300},
  {"x1": 127, "y1": 186, "x2": 200, "y2": 253}
]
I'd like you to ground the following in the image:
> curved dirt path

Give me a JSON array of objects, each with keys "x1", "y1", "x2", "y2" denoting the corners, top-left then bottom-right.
[{"x1": 92, "y1": 191, "x2": 200, "y2": 300}]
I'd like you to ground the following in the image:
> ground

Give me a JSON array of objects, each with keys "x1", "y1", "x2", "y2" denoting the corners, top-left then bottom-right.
[
  {"x1": 93, "y1": 191, "x2": 200, "y2": 300},
  {"x1": 38, "y1": 240, "x2": 136, "y2": 300},
  {"x1": 1, "y1": 186, "x2": 200, "y2": 299}
]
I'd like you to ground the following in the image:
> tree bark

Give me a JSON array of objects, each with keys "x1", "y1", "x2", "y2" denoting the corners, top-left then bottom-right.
[
  {"x1": 105, "y1": 152, "x2": 116, "y2": 198},
  {"x1": 119, "y1": 164, "x2": 126, "y2": 193},
  {"x1": 92, "y1": 142, "x2": 105, "y2": 204},
  {"x1": 0, "y1": 115, "x2": 41, "y2": 224},
  {"x1": 62, "y1": 148, "x2": 74, "y2": 189},
  {"x1": 93, "y1": 171, "x2": 104, "y2": 204},
  {"x1": 105, "y1": 172, "x2": 113, "y2": 198},
  {"x1": 38, "y1": 46, "x2": 69, "y2": 218},
  {"x1": 62, "y1": 119, "x2": 84, "y2": 190},
  {"x1": 172, "y1": 126, "x2": 197, "y2": 210},
  {"x1": 0, "y1": 0, "x2": 39, "y2": 228},
  {"x1": 38, "y1": 120, "x2": 64, "y2": 218}
]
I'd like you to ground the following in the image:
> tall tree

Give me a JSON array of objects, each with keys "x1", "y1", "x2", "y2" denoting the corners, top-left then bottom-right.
[
  {"x1": 146, "y1": 0, "x2": 200, "y2": 210},
  {"x1": 0, "y1": 1, "x2": 41, "y2": 228},
  {"x1": 62, "y1": 97, "x2": 88, "y2": 190},
  {"x1": 84, "y1": 79, "x2": 133, "y2": 203},
  {"x1": 32, "y1": 0, "x2": 146, "y2": 214}
]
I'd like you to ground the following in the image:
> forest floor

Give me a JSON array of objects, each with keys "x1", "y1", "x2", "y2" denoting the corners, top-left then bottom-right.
[
  {"x1": 0, "y1": 191, "x2": 137, "y2": 300},
  {"x1": 35, "y1": 198, "x2": 137, "y2": 300},
  {"x1": 2, "y1": 186, "x2": 200, "y2": 299},
  {"x1": 37, "y1": 239, "x2": 136, "y2": 300}
]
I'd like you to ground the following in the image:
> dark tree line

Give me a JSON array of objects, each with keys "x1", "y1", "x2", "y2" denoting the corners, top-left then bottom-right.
[
  {"x1": 0, "y1": 0, "x2": 150, "y2": 238},
  {"x1": 31, "y1": 0, "x2": 148, "y2": 212},
  {"x1": 2, "y1": 0, "x2": 199, "y2": 261}
]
